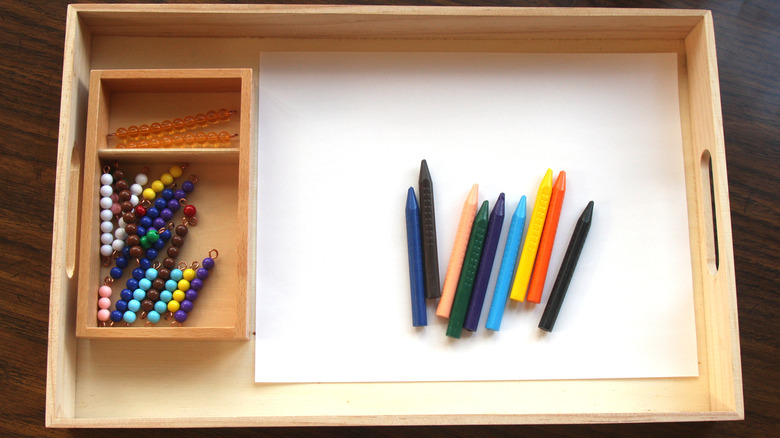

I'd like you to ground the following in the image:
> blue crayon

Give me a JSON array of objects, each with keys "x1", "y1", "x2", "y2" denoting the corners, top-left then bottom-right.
[
  {"x1": 463, "y1": 193, "x2": 505, "y2": 332},
  {"x1": 405, "y1": 187, "x2": 427, "y2": 327},
  {"x1": 485, "y1": 195, "x2": 527, "y2": 331}
]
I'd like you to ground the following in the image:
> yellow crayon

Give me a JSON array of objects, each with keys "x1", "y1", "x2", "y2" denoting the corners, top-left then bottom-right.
[{"x1": 510, "y1": 169, "x2": 553, "y2": 302}]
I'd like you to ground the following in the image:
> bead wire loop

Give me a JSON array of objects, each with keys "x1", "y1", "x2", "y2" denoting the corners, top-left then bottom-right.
[
  {"x1": 102, "y1": 165, "x2": 111, "y2": 174},
  {"x1": 136, "y1": 258, "x2": 141, "y2": 268},
  {"x1": 209, "y1": 249, "x2": 219, "y2": 259},
  {"x1": 178, "y1": 261, "x2": 188, "y2": 270},
  {"x1": 145, "y1": 320, "x2": 154, "y2": 327},
  {"x1": 180, "y1": 163, "x2": 189, "y2": 170},
  {"x1": 101, "y1": 256, "x2": 112, "y2": 267},
  {"x1": 169, "y1": 183, "x2": 177, "y2": 190},
  {"x1": 191, "y1": 261, "x2": 199, "y2": 270},
  {"x1": 153, "y1": 261, "x2": 162, "y2": 270},
  {"x1": 171, "y1": 321, "x2": 182, "y2": 327},
  {"x1": 167, "y1": 222, "x2": 175, "y2": 231},
  {"x1": 140, "y1": 198, "x2": 152, "y2": 209},
  {"x1": 189, "y1": 175, "x2": 198, "y2": 183},
  {"x1": 103, "y1": 277, "x2": 113, "y2": 286},
  {"x1": 98, "y1": 321, "x2": 107, "y2": 327},
  {"x1": 186, "y1": 217, "x2": 198, "y2": 226},
  {"x1": 178, "y1": 197, "x2": 188, "y2": 206},
  {"x1": 163, "y1": 311, "x2": 173, "y2": 320},
  {"x1": 140, "y1": 311, "x2": 147, "y2": 320}
]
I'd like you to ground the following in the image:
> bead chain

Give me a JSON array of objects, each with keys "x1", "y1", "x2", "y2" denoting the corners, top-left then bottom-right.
[
  {"x1": 116, "y1": 131, "x2": 237, "y2": 149},
  {"x1": 109, "y1": 109, "x2": 236, "y2": 142}
]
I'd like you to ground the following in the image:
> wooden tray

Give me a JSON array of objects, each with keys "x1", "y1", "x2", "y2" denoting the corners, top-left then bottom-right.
[{"x1": 47, "y1": 4, "x2": 742, "y2": 427}]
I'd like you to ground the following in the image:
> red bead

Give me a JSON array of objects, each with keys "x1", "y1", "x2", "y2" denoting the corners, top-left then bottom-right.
[
  {"x1": 183, "y1": 204, "x2": 197, "y2": 217},
  {"x1": 135, "y1": 205, "x2": 147, "y2": 217}
]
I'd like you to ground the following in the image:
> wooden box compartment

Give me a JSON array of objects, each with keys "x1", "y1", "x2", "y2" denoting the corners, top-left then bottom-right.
[
  {"x1": 76, "y1": 68, "x2": 252, "y2": 340},
  {"x1": 47, "y1": 5, "x2": 742, "y2": 427}
]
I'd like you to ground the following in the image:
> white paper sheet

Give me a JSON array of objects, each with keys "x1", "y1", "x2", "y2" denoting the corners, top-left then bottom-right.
[{"x1": 255, "y1": 52, "x2": 698, "y2": 382}]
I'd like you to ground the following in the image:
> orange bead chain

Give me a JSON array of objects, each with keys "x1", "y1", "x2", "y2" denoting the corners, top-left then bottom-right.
[
  {"x1": 116, "y1": 131, "x2": 237, "y2": 149},
  {"x1": 109, "y1": 109, "x2": 236, "y2": 143}
]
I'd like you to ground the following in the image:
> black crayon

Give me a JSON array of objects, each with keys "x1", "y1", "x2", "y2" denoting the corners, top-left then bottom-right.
[{"x1": 418, "y1": 159, "x2": 441, "y2": 299}]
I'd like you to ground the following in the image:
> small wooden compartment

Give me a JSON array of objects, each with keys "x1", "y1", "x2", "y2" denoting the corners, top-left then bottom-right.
[
  {"x1": 75, "y1": 68, "x2": 252, "y2": 340},
  {"x1": 48, "y1": 5, "x2": 742, "y2": 427}
]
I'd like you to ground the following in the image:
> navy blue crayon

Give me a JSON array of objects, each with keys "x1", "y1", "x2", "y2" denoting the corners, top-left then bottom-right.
[
  {"x1": 405, "y1": 187, "x2": 427, "y2": 327},
  {"x1": 463, "y1": 193, "x2": 505, "y2": 332}
]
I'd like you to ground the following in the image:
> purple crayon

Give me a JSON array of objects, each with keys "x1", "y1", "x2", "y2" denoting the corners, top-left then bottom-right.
[{"x1": 463, "y1": 193, "x2": 505, "y2": 332}]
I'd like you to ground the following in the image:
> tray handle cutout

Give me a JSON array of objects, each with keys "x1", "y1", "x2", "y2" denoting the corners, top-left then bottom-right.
[
  {"x1": 700, "y1": 149, "x2": 719, "y2": 275},
  {"x1": 66, "y1": 141, "x2": 83, "y2": 279}
]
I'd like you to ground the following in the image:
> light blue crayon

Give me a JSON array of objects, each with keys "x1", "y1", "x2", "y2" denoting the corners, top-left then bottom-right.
[{"x1": 485, "y1": 195, "x2": 527, "y2": 331}]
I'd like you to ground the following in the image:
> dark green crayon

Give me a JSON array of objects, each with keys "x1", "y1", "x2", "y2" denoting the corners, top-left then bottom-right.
[{"x1": 446, "y1": 200, "x2": 490, "y2": 339}]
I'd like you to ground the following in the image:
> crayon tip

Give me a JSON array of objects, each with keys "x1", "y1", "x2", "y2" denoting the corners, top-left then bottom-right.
[
  {"x1": 542, "y1": 168, "x2": 553, "y2": 186},
  {"x1": 515, "y1": 195, "x2": 527, "y2": 219},
  {"x1": 466, "y1": 184, "x2": 479, "y2": 204},
  {"x1": 406, "y1": 187, "x2": 418, "y2": 209},
  {"x1": 420, "y1": 159, "x2": 429, "y2": 174},
  {"x1": 554, "y1": 171, "x2": 566, "y2": 191},
  {"x1": 582, "y1": 200, "x2": 594, "y2": 223}
]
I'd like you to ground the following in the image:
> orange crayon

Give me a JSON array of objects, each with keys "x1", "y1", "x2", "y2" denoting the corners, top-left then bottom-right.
[
  {"x1": 436, "y1": 184, "x2": 479, "y2": 318},
  {"x1": 526, "y1": 171, "x2": 566, "y2": 304}
]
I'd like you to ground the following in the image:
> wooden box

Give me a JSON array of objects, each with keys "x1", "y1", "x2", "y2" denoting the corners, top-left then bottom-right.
[
  {"x1": 75, "y1": 68, "x2": 252, "y2": 340},
  {"x1": 47, "y1": 5, "x2": 742, "y2": 427}
]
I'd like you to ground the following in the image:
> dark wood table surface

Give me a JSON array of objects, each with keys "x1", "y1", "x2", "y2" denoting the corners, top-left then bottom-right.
[{"x1": 1, "y1": 0, "x2": 777, "y2": 437}]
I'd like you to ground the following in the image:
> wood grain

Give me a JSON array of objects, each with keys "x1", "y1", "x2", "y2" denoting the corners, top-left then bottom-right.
[{"x1": 1, "y1": 0, "x2": 777, "y2": 437}]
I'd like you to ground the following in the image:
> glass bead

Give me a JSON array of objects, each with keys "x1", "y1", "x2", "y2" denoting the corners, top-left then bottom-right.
[
  {"x1": 159, "y1": 229, "x2": 171, "y2": 241},
  {"x1": 153, "y1": 238, "x2": 165, "y2": 251},
  {"x1": 137, "y1": 140, "x2": 150, "y2": 149},
  {"x1": 100, "y1": 209, "x2": 113, "y2": 222},
  {"x1": 161, "y1": 173, "x2": 174, "y2": 186},
  {"x1": 135, "y1": 225, "x2": 146, "y2": 237},
  {"x1": 123, "y1": 311, "x2": 136, "y2": 324},
  {"x1": 138, "y1": 278, "x2": 151, "y2": 291},
  {"x1": 154, "y1": 300, "x2": 167, "y2": 314},
  {"x1": 161, "y1": 120, "x2": 173, "y2": 134},
  {"x1": 139, "y1": 216, "x2": 152, "y2": 229},
  {"x1": 162, "y1": 137, "x2": 173, "y2": 148},
  {"x1": 202, "y1": 257, "x2": 215, "y2": 270},
  {"x1": 110, "y1": 310, "x2": 123, "y2": 322},
  {"x1": 100, "y1": 221, "x2": 113, "y2": 233},
  {"x1": 146, "y1": 229, "x2": 159, "y2": 243},
  {"x1": 165, "y1": 280, "x2": 178, "y2": 292},
  {"x1": 138, "y1": 124, "x2": 151, "y2": 137},
  {"x1": 184, "y1": 115, "x2": 196, "y2": 129},
  {"x1": 118, "y1": 190, "x2": 131, "y2": 202},
  {"x1": 207, "y1": 132, "x2": 219, "y2": 145},
  {"x1": 122, "y1": 246, "x2": 130, "y2": 258},
  {"x1": 97, "y1": 309, "x2": 110, "y2": 322},
  {"x1": 185, "y1": 289, "x2": 198, "y2": 302},
  {"x1": 126, "y1": 278, "x2": 139, "y2": 290},
  {"x1": 182, "y1": 268, "x2": 196, "y2": 281},
  {"x1": 100, "y1": 245, "x2": 113, "y2": 257},
  {"x1": 195, "y1": 132, "x2": 207, "y2": 144},
  {"x1": 160, "y1": 208, "x2": 174, "y2": 221},
  {"x1": 127, "y1": 125, "x2": 139, "y2": 139},
  {"x1": 130, "y1": 195, "x2": 139, "y2": 206},
  {"x1": 161, "y1": 188, "x2": 174, "y2": 200},
  {"x1": 145, "y1": 248, "x2": 158, "y2": 261},
  {"x1": 183, "y1": 133, "x2": 196, "y2": 146},
  {"x1": 172, "y1": 290, "x2": 185, "y2": 302},
  {"x1": 139, "y1": 236, "x2": 151, "y2": 249},
  {"x1": 170, "y1": 269, "x2": 183, "y2": 282},
  {"x1": 163, "y1": 258, "x2": 176, "y2": 269},
  {"x1": 127, "y1": 141, "x2": 139, "y2": 149},
  {"x1": 111, "y1": 203, "x2": 122, "y2": 215},
  {"x1": 195, "y1": 113, "x2": 207, "y2": 126},
  {"x1": 100, "y1": 197, "x2": 113, "y2": 209},
  {"x1": 128, "y1": 299, "x2": 141, "y2": 313},
  {"x1": 164, "y1": 199, "x2": 177, "y2": 213},
  {"x1": 142, "y1": 188, "x2": 156, "y2": 200},
  {"x1": 196, "y1": 267, "x2": 209, "y2": 280},
  {"x1": 218, "y1": 131, "x2": 231, "y2": 144},
  {"x1": 109, "y1": 267, "x2": 123, "y2": 279},
  {"x1": 183, "y1": 204, "x2": 196, "y2": 217},
  {"x1": 116, "y1": 300, "x2": 128, "y2": 312},
  {"x1": 160, "y1": 290, "x2": 173, "y2": 303},
  {"x1": 147, "y1": 311, "x2": 161, "y2": 324},
  {"x1": 167, "y1": 246, "x2": 179, "y2": 259},
  {"x1": 151, "y1": 180, "x2": 164, "y2": 193},
  {"x1": 100, "y1": 173, "x2": 113, "y2": 185},
  {"x1": 98, "y1": 285, "x2": 112, "y2": 298},
  {"x1": 145, "y1": 207, "x2": 159, "y2": 219},
  {"x1": 190, "y1": 278, "x2": 203, "y2": 291},
  {"x1": 182, "y1": 180, "x2": 194, "y2": 193},
  {"x1": 174, "y1": 189, "x2": 186, "y2": 200},
  {"x1": 177, "y1": 279, "x2": 190, "y2": 291},
  {"x1": 115, "y1": 127, "x2": 128, "y2": 140},
  {"x1": 174, "y1": 310, "x2": 187, "y2": 323},
  {"x1": 131, "y1": 268, "x2": 144, "y2": 280},
  {"x1": 135, "y1": 173, "x2": 148, "y2": 185},
  {"x1": 139, "y1": 258, "x2": 151, "y2": 270},
  {"x1": 98, "y1": 297, "x2": 111, "y2": 309},
  {"x1": 130, "y1": 183, "x2": 143, "y2": 196},
  {"x1": 121, "y1": 201, "x2": 134, "y2": 213},
  {"x1": 126, "y1": 235, "x2": 140, "y2": 248},
  {"x1": 100, "y1": 185, "x2": 113, "y2": 197},
  {"x1": 120, "y1": 288, "x2": 133, "y2": 301},
  {"x1": 150, "y1": 123, "x2": 162, "y2": 136},
  {"x1": 114, "y1": 228, "x2": 127, "y2": 241},
  {"x1": 145, "y1": 268, "x2": 158, "y2": 281},
  {"x1": 152, "y1": 217, "x2": 166, "y2": 230},
  {"x1": 206, "y1": 110, "x2": 218, "y2": 123},
  {"x1": 141, "y1": 299, "x2": 154, "y2": 312},
  {"x1": 167, "y1": 300, "x2": 180, "y2": 312},
  {"x1": 172, "y1": 135, "x2": 184, "y2": 146},
  {"x1": 111, "y1": 192, "x2": 120, "y2": 203},
  {"x1": 173, "y1": 118, "x2": 185, "y2": 131},
  {"x1": 180, "y1": 299, "x2": 194, "y2": 313},
  {"x1": 111, "y1": 239, "x2": 125, "y2": 252},
  {"x1": 154, "y1": 198, "x2": 167, "y2": 210},
  {"x1": 171, "y1": 236, "x2": 184, "y2": 247},
  {"x1": 217, "y1": 108, "x2": 230, "y2": 121},
  {"x1": 133, "y1": 289, "x2": 146, "y2": 301},
  {"x1": 169, "y1": 165, "x2": 183, "y2": 178},
  {"x1": 115, "y1": 257, "x2": 128, "y2": 269}
]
